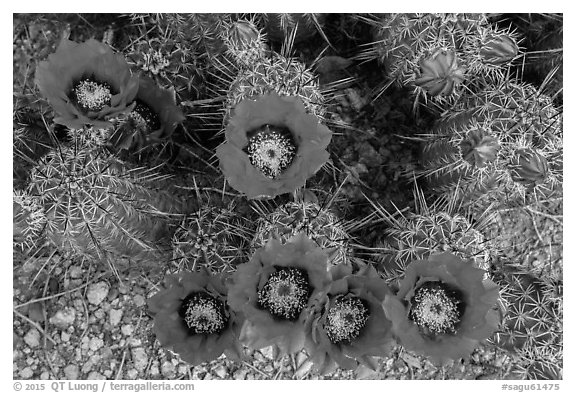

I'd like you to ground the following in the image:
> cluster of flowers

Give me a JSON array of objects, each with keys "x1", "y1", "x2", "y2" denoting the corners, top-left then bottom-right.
[
  {"x1": 148, "y1": 234, "x2": 500, "y2": 374},
  {"x1": 34, "y1": 37, "x2": 185, "y2": 151}
]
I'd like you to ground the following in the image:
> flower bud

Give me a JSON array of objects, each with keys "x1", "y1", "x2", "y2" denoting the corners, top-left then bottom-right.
[
  {"x1": 414, "y1": 50, "x2": 466, "y2": 97},
  {"x1": 509, "y1": 148, "x2": 549, "y2": 186},
  {"x1": 480, "y1": 34, "x2": 518, "y2": 66},
  {"x1": 227, "y1": 20, "x2": 261, "y2": 53},
  {"x1": 459, "y1": 128, "x2": 500, "y2": 168}
]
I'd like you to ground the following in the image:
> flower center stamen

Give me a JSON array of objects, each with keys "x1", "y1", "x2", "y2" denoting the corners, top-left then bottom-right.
[
  {"x1": 245, "y1": 125, "x2": 297, "y2": 179},
  {"x1": 257, "y1": 266, "x2": 311, "y2": 321},
  {"x1": 127, "y1": 99, "x2": 161, "y2": 132},
  {"x1": 178, "y1": 291, "x2": 229, "y2": 335},
  {"x1": 409, "y1": 281, "x2": 465, "y2": 337},
  {"x1": 324, "y1": 294, "x2": 370, "y2": 345},
  {"x1": 72, "y1": 77, "x2": 113, "y2": 112}
]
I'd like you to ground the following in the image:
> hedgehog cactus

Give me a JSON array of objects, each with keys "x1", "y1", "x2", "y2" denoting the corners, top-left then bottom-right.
[
  {"x1": 416, "y1": 79, "x2": 563, "y2": 209},
  {"x1": 13, "y1": 189, "x2": 46, "y2": 250},
  {"x1": 220, "y1": 19, "x2": 268, "y2": 66},
  {"x1": 490, "y1": 264, "x2": 562, "y2": 379},
  {"x1": 225, "y1": 52, "x2": 325, "y2": 121},
  {"x1": 367, "y1": 188, "x2": 493, "y2": 285},
  {"x1": 361, "y1": 13, "x2": 520, "y2": 107},
  {"x1": 251, "y1": 201, "x2": 351, "y2": 267},
  {"x1": 171, "y1": 206, "x2": 252, "y2": 274},
  {"x1": 27, "y1": 145, "x2": 183, "y2": 261}
]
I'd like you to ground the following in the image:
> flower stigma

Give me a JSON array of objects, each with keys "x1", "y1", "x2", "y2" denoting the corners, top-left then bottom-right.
[
  {"x1": 324, "y1": 294, "x2": 370, "y2": 345},
  {"x1": 245, "y1": 124, "x2": 297, "y2": 179},
  {"x1": 71, "y1": 77, "x2": 113, "y2": 112},
  {"x1": 258, "y1": 266, "x2": 311, "y2": 321},
  {"x1": 179, "y1": 291, "x2": 229, "y2": 335},
  {"x1": 409, "y1": 281, "x2": 465, "y2": 337}
]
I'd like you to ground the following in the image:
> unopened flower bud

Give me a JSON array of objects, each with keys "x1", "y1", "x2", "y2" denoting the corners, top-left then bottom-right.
[
  {"x1": 414, "y1": 50, "x2": 466, "y2": 97},
  {"x1": 460, "y1": 128, "x2": 500, "y2": 168},
  {"x1": 480, "y1": 34, "x2": 518, "y2": 66},
  {"x1": 509, "y1": 148, "x2": 549, "y2": 186}
]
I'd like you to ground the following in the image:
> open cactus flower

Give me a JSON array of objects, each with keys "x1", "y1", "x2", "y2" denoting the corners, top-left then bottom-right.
[
  {"x1": 304, "y1": 263, "x2": 394, "y2": 374},
  {"x1": 227, "y1": 233, "x2": 331, "y2": 355},
  {"x1": 147, "y1": 270, "x2": 243, "y2": 365},
  {"x1": 382, "y1": 252, "x2": 500, "y2": 364},
  {"x1": 110, "y1": 75, "x2": 185, "y2": 151},
  {"x1": 216, "y1": 92, "x2": 332, "y2": 199},
  {"x1": 35, "y1": 37, "x2": 139, "y2": 129}
]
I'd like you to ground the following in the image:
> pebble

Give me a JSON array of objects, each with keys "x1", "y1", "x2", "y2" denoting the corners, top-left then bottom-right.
[
  {"x1": 63, "y1": 364, "x2": 79, "y2": 379},
  {"x1": 131, "y1": 347, "x2": 148, "y2": 372},
  {"x1": 49, "y1": 308, "x2": 76, "y2": 329},
  {"x1": 109, "y1": 309, "x2": 123, "y2": 326},
  {"x1": 40, "y1": 371, "x2": 50, "y2": 379},
  {"x1": 233, "y1": 368, "x2": 248, "y2": 379},
  {"x1": 121, "y1": 324, "x2": 134, "y2": 336},
  {"x1": 87, "y1": 371, "x2": 106, "y2": 380},
  {"x1": 87, "y1": 282, "x2": 109, "y2": 306},
  {"x1": 20, "y1": 367, "x2": 34, "y2": 379},
  {"x1": 126, "y1": 369, "x2": 138, "y2": 379},
  {"x1": 133, "y1": 294, "x2": 146, "y2": 308},
  {"x1": 69, "y1": 266, "x2": 83, "y2": 279},
  {"x1": 24, "y1": 329, "x2": 40, "y2": 348},
  {"x1": 89, "y1": 337, "x2": 104, "y2": 352},
  {"x1": 214, "y1": 365, "x2": 227, "y2": 379},
  {"x1": 161, "y1": 361, "x2": 176, "y2": 378}
]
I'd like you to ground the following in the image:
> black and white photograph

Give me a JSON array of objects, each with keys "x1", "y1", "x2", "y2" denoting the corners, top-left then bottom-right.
[{"x1": 11, "y1": 9, "x2": 565, "y2": 386}]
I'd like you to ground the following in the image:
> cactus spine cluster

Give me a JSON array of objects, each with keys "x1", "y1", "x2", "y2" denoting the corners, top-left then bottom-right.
[{"x1": 172, "y1": 206, "x2": 252, "y2": 274}]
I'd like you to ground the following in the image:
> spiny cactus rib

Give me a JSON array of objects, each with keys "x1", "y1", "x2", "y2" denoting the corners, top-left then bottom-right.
[{"x1": 27, "y1": 145, "x2": 180, "y2": 261}]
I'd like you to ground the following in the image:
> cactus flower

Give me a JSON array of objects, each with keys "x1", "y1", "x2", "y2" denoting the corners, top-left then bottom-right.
[
  {"x1": 216, "y1": 92, "x2": 332, "y2": 199},
  {"x1": 414, "y1": 49, "x2": 466, "y2": 97},
  {"x1": 227, "y1": 234, "x2": 331, "y2": 355},
  {"x1": 147, "y1": 270, "x2": 244, "y2": 366},
  {"x1": 35, "y1": 37, "x2": 138, "y2": 129},
  {"x1": 303, "y1": 264, "x2": 394, "y2": 374},
  {"x1": 382, "y1": 252, "x2": 500, "y2": 363},
  {"x1": 110, "y1": 75, "x2": 184, "y2": 151}
]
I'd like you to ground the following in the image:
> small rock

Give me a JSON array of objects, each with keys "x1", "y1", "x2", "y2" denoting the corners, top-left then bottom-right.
[
  {"x1": 87, "y1": 282, "x2": 109, "y2": 306},
  {"x1": 109, "y1": 309, "x2": 123, "y2": 327},
  {"x1": 121, "y1": 324, "x2": 133, "y2": 336},
  {"x1": 69, "y1": 266, "x2": 83, "y2": 279},
  {"x1": 87, "y1": 371, "x2": 106, "y2": 380},
  {"x1": 233, "y1": 368, "x2": 248, "y2": 380},
  {"x1": 89, "y1": 337, "x2": 104, "y2": 352},
  {"x1": 63, "y1": 364, "x2": 79, "y2": 379},
  {"x1": 214, "y1": 365, "x2": 227, "y2": 379},
  {"x1": 40, "y1": 371, "x2": 50, "y2": 379},
  {"x1": 126, "y1": 369, "x2": 138, "y2": 379},
  {"x1": 131, "y1": 347, "x2": 148, "y2": 372},
  {"x1": 49, "y1": 308, "x2": 76, "y2": 329},
  {"x1": 24, "y1": 328, "x2": 40, "y2": 348},
  {"x1": 20, "y1": 367, "x2": 34, "y2": 379},
  {"x1": 161, "y1": 361, "x2": 176, "y2": 378},
  {"x1": 81, "y1": 360, "x2": 93, "y2": 374},
  {"x1": 133, "y1": 294, "x2": 146, "y2": 308}
]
